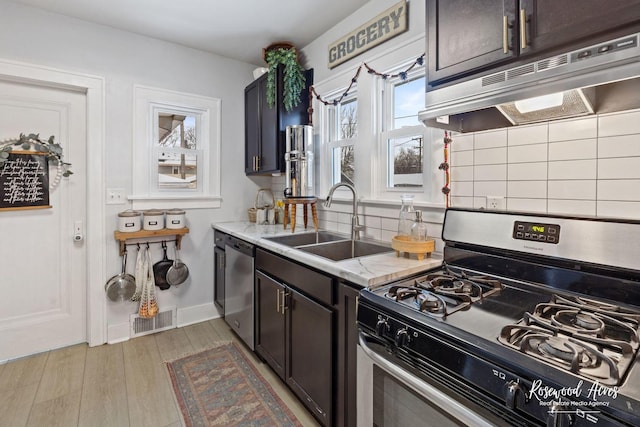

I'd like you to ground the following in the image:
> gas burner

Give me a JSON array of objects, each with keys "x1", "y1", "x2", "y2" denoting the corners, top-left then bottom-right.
[
  {"x1": 377, "y1": 267, "x2": 503, "y2": 319},
  {"x1": 551, "y1": 310, "x2": 605, "y2": 335},
  {"x1": 500, "y1": 294, "x2": 640, "y2": 385},
  {"x1": 536, "y1": 336, "x2": 599, "y2": 368},
  {"x1": 417, "y1": 292, "x2": 445, "y2": 314}
]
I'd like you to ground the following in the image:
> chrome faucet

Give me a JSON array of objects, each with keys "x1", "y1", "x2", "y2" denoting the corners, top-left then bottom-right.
[{"x1": 324, "y1": 182, "x2": 365, "y2": 241}]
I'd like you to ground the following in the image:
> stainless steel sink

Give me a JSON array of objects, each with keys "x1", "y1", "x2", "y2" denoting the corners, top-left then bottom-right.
[
  {"x1": 297, "y1": 239, "x2": 393, "y2": 261},
  {"x1": 265, "y1": 231, "x2": 347, "y2": 247}
]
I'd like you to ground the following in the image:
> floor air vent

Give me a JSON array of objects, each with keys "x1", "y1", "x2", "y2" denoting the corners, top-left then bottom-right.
[{"x1": 130, "y1": 306, "x2": 177, "y2": 338}]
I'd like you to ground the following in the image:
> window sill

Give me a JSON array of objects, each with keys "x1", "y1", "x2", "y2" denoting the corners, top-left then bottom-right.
[{"x1": 129, "y1": 195, "x2": 221, "y2": 210}]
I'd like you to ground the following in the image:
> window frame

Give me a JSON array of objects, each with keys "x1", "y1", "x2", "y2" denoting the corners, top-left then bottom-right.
[
  {"x1": 131, "y1": 85, "x2": 221, "y2": 210},
  {"x1": 374, "y1": 64, "x2": 442, "y2": 204}
]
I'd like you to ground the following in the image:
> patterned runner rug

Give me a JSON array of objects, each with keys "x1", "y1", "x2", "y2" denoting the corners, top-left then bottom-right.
[{"x1": 166, "y1": 342, "x2": 303, "y2": 427}]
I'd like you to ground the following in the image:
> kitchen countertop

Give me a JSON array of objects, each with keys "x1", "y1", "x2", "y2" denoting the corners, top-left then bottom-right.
[{"x1": 212, "y1": 221, "x2": 442, "y2": 288}]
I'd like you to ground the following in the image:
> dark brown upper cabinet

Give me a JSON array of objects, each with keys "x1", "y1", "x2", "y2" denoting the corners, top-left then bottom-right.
[
  {"x1": 427, "y1": 0, "x2": 640, "y2": 87},
  {"x1": 244, "y1": 66, "x2": 313, "y2": 175}
]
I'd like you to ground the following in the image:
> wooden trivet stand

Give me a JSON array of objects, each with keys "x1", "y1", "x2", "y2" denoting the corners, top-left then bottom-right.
[{"x1": 283, "y1": 197, "x2": 319, "y2": 233}]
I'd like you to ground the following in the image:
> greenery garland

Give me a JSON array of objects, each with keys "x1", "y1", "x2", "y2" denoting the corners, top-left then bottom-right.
[
  {"x1": 265, "y1": 48, "x2": 306, "y2": 112},
  {"x1": 0, "y1": 133, "x2": 73, "y2": 177}
]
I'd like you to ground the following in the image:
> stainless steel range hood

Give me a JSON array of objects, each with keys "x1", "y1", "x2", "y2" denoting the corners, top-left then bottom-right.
[{"x1": 419, "y1": 33, "x2": 640, "y2": 133}]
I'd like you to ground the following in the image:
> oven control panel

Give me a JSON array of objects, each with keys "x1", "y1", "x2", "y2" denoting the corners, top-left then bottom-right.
[{"x1": 512, "y1": 221, "x2": 560, "y2": 244}]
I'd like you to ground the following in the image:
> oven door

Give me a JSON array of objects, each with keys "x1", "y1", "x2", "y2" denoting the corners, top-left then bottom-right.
[{"x1": 357, "y1": 332, "x2": 500, "y2": 427}]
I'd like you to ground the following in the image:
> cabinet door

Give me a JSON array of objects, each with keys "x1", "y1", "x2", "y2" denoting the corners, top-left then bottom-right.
[
  {"x1": 244, "y1": 79, "x2": 261, "y2": 174},
  {"x1": 257, "y1": 73, "x2": 279, "y2": 173},
  {"x1": 255, "y1": 271, "x2": 286, "y2": 379},
  {"x1": 214, "y1": 246, "x2": 225, "y2": 313},
  {"x1": 427, "y1": 0, "x2": 517, "y2": 85},
  {"x1": 520, "y1": 0, "x2": 640, "y2": 57},
  {"x1": 287, "y1": 289, "x2": 333, "y2": 426},
  {"x1": 336, "y1": 283, "x2": 359, "y2": 427}
]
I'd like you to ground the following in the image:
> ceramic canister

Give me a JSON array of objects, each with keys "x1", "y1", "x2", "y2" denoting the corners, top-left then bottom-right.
[
  {"x1": 165, "y1": 208, "x2": 186, "y2": 229},
  {"x1": 143, "y1": 209, "x2": 165, "y2": 230},
  {"x1": 117, "y1": 210, "x2": 142, "y2": 232}
]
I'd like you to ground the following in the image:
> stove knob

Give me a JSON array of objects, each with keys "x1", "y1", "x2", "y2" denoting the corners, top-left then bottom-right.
[
  {"x1": 395, "y1": 328, "x2": 409, "y2": 347},
  {"x1": 548, "y1": 402, "x2": 573, "y2": 427},
  {"x1": 375, "y1": 319, "x2": 389, "y2": 336},
  {"x1": 505, "y1": 380, "x2": 525, "y2": 410}
]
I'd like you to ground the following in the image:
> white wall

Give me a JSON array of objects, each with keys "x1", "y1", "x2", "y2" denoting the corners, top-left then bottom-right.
[{"x1": 0, "y1": 0, "x2": 265, "y2": 342}]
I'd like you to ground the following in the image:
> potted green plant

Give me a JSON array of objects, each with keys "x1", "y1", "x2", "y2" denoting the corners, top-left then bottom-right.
[{"x1": 264, "y1": 44, "x2": 306, "y2": 112}]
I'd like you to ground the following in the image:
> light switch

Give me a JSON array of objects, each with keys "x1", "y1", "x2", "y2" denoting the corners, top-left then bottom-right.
[{"x1": 106, "y1": 188, "x2": 127, "y2": 205}]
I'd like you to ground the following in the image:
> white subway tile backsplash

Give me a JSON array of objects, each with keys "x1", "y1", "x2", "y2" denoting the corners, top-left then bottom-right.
[
  {"x1": 474, "y1": 147, "x2": 507, "y2": 165},
  {"x1": 598, "y1": 135, "x2": 640, "y2": 158},
  {"x1": 598, "y1": 157, "x2": 640, "y2": 179},
  {"x1": 598, "y1": 109, "x2": 640, "y2": 137},
  {"x1": 548, "y1": 199, "x2": 596, "y2": 216},
  {"x1": 451, "y1": 181, "x2": 474, "y2": 197},
  {"x1": 548, "y1": 117, "x2": 597, "y2": 141},
  {"x1": 474, "y1": 181, "x2": 507, "y2": 197},
  {"x1": 597, "y1": 180, "x2": 640, "y2": 201},
  {"x1": 381, "y1": 217, "x2": 398, "y2": 232},
  {"x1": 451, "y1": 165, "x2": 474, "y2": 181},
  {"x1": 548, "y1": 139, "x2": 596, "y2": 161},
  {"x1": 548, "y1": 159, "x2": 596, "y2": 180},
  {"x1": 507, "y1": 198, "x2": 547, "y2": 213},
  {"x1": 473, "y1": 197, "x2": 486, "y2": 209},
  {"x1": 508, "y1": 144, "x2": 548, "y2": 163},
  {"x1": 597, "y1": 201, "x2": 640, "y2": 219},
  {"x1": 450, "y1": 133, "x2": 474, "y2": 151},
  {"x1": 474, "y1": 129, "x2": 507, "y2": 149},
  {"x1": 508, "y1": 162, "x2": 548, "y2": 181},
  {"x1": 451, "y1": 150, "x2": 473, "y2": 166},
  {"x1": 450, "y1": 196, "x2": 474, "y2": 208},
  {"x1": 508, "y1": 123, "x2": 548, "y2": 146},
  {"x1": 508, "y1": 181, "x2": 547, "y2": 199},
  {"x1": 548, "y1": 180, "x2": 596, "y2": 200},
  {"x1": 474, "y1": 164, "x2": 507, "y2": 181}
]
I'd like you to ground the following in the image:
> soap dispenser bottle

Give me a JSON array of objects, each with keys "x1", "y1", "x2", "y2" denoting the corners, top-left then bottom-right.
[{"x1": 410, "y1": 210, "x2": 428, "y2": 241}]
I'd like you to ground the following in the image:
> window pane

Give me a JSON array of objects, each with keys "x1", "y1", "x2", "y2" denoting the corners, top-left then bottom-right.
[
  {"x1": 332, "y1": 145, "x2": 354, "y2": 185},
  {"x1": 339, "y1": 99, "x2": 358, "y2": 139},
  {"x1": 157, "y1": 113, "x2": 197, "y2": 189},
  {"x1": 388, "y1": 135, "x2": 423, "y2": 188},
  {"x1": 158, "y1": 151, "x2": 197, "y2": 189},
  {"x1": 393, "y1": 77, "x2": 424, "y2": 129}
]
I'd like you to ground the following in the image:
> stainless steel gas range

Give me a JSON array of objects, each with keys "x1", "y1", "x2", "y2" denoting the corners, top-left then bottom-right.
[{"x1": 357, "y1": 208, "x2": 640, "y2": 426}]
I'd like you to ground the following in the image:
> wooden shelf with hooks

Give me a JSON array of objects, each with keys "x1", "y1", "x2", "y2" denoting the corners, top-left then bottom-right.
[{"x1": 114, "y1": 227, "x2": 189, "y2": 255}]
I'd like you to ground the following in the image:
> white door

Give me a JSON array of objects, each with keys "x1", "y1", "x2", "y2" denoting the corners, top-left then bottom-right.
[{"x1": 0, "y1": 79, "x2": 87, "y2": 362}]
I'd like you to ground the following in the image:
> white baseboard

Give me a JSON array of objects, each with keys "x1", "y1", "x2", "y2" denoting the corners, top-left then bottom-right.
[
  {"x1": 107, "y1": 322, "x2": 131, "y2": 344},
  {"x1": 107, "y1": 302, "x2": 220, "y2": 344},
  {"x1": 177, "y1": 302, "x2": 218, "y2": 327}
]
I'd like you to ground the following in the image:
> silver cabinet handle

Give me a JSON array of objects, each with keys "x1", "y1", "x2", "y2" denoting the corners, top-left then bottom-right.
[
  {"x1": 276, "y1": 289, "x2": 281, "y2": 314},
  {"x1": 520, "y1": 8, "x2": 527, "y2": 50},
  {"x1": 281, "y1": 290, "x2": 288, "y2": 313},
  {"x1": 503, "y1": 15, "x2": 509, "y2": 54}
]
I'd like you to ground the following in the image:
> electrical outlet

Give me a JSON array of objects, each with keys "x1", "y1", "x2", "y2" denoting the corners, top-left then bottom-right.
[
  {"x1": 106, "y1": 188, "x2": 126, "y2": 205},
  {"x1": 486, "y1": 196, "x2": 505, "y2": 211}
]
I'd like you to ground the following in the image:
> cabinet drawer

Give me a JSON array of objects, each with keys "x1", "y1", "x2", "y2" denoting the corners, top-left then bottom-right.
[{"x1": 256, "y1": 248, "x2": 334, "y2": 305}]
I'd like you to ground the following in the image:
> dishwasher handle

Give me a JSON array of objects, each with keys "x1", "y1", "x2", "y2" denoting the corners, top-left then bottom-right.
[{"x1": 226, "y1": 236, "x2": 255, "y2": 256}]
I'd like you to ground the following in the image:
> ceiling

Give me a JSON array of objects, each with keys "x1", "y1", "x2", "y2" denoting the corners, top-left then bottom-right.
[{"x1": 8, "y1": 0, "x2": 370, "y2": 65}]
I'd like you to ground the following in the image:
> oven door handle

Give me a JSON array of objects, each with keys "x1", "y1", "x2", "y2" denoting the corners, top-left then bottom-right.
[{"x1": 359, "y1": 333, "x2": 495, "y2": 427}]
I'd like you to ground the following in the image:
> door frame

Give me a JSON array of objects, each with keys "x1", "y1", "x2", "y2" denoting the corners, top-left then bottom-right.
[{"x1": 0, "y1": 58, "x2": 106, "y2": 347}]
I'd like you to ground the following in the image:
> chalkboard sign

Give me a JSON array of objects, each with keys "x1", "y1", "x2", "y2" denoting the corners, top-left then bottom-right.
[{"x1": 0, "y1": 151, "x2": 50, "y2": 211}]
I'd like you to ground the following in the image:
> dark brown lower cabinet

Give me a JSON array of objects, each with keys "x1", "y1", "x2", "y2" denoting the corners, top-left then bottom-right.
[{"x1": 255, "y1": 269, "x2": 333, "y2": 426}]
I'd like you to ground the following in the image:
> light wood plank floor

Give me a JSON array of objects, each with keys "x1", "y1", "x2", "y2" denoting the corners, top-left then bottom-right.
[{"x1": 0, "y1": 318, "x2": 321, "y2": 427}]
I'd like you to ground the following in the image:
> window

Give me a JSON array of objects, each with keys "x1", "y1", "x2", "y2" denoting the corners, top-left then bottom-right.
[
  {"x1": 132, "y1": 86, "x2": 221, "y2": 209},
  {"x1": 327, "y1": 93, "x2": 358, "y2": 186},
  {"x1": 377, "y1": 67, "x2": 442, "y2": 203}
]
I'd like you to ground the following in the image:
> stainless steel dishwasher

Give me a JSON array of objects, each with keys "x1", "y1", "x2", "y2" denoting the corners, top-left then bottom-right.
[{"x1": 224, "y1": 235, "x2": 255, "y2": 350}]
